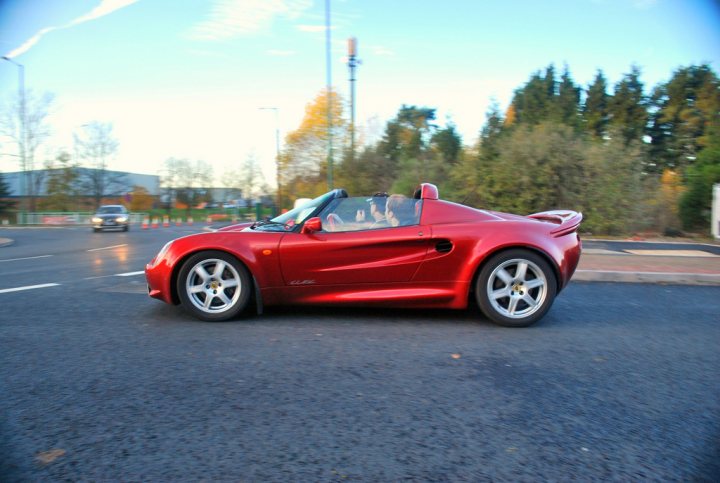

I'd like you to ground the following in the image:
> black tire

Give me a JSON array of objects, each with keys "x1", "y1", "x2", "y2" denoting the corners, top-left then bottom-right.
[
  {"x1": 93, "y1": 228, "x2": 100, "y2": 233},
  {"x1": 176, "y1": 250, "x2": 252, "y2": 322},
  {"x1": 123, "y1": 225, "x2": 129, "y2": 232},
  {"x1": 476, "y1": 249, "x2": 557, "y2": 327}
]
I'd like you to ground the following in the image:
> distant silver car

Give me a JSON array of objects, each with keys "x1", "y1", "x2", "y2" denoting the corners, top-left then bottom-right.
[{"x1": 91, "y1": 205, "x2": 130, "y2": 232}]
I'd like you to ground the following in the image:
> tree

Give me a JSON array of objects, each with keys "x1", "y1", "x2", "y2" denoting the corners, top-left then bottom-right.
[
  {"x1": 0, "y1": 90, "x2": 54, "y2": 211},
  {"x1": 582, "y1": 132, "x2": 650, "y2": 234},
  {"x1": 378, "y1": 106, "x2": 436, "y2": 162},
  {"x1": 583, "y1": 70, "x2": 610, "y2": 139},
  {"x1": 160, "y1": 158, "x2": 213, "y2": 215},
  {"x1": 555, "y1": 66, "x2": 581, "y2": 129},
  {"x1": 128, "y1": 186, "x2": 154, "y2": 211},
  {"x1": 482, "y1": 122, "x2": 585, "y2": 214},
  {"x1": 280, "y1": 88, "x2": 347, "y2": 202},
  {"x1": 241, "y1": 154, "x2": 263, "y2": 208},
  {"x1": 648, "y1": 64, "x2": 720, "y2": 172},
  {"x1": 679, "y1": 130, "x2": 720, "y2": 231},
  {"x1": 39, "y1": 151, "x2": 80, "y2": 211},
  {"x1": 451, "y1": 102, "x2": 504, "y2": 206},
  {"x1": 74, "y1": 122, "x2": 128, "y2": 207},
  {"x1": 430, "y1": 122, "x2": 462, "y2": 165},
  {"x1": 509, "y1": 65, "x2": 556, "y2": 126},
  {"x1": 0, "y1": 171, "x2": 15, "y2": 216},
  {"x1": 608, "y1": 66, "x2": 647, "y2": 145}
]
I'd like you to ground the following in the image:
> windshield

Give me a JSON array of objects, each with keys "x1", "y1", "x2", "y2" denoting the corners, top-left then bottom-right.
[
  {"x1": 266, "y1": 192, "x2": 335, "y2": 228},
  {"x1": 98, "y1": 206, "x2": 126, "y2": 214}
]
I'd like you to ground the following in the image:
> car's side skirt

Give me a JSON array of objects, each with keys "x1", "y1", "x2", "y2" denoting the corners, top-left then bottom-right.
[{"x1": 261, "y1": 281, "x2": 470, "y2": 309}]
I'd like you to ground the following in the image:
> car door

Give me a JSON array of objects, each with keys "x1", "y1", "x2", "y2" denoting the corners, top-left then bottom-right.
[{"x1": 278, "y1": 224, "x2": 432, "y2": 286}]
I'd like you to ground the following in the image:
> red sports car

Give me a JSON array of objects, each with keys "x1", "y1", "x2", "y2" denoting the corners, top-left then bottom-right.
[{"x1": 145, "y1": 183, "x2": 582, "y2": 327}]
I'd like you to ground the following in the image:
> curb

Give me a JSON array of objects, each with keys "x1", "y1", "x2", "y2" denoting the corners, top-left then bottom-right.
[{"x1": 574, "y1": 269, "x2": 720, "y2": 286}]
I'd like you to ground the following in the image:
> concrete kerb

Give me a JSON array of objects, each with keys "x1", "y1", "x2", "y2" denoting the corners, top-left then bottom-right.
[{"x1": 573, "y1": 269, "x2": 720, "y2": 286}]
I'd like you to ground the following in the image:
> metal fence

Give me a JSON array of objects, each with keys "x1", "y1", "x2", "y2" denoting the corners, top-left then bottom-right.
[{"x1": 16, "y1": 212, "x2": 148, "y2": 225}]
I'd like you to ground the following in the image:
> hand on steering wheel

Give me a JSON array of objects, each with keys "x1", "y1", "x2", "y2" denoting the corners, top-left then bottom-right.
[{"x1": 325, "y1": 213, "x2": 344, "y2": 231}]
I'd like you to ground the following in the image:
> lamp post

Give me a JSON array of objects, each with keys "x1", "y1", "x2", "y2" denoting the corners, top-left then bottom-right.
[
  {"x1": 2, "y1": 56, "x2": 26, "y2": 216},
  {"x1": 259, "y1": 107, "x2": 281, "y2": 211},
  {"x1": 325, "y1": 0, "x2": 333, "y2": 190}
]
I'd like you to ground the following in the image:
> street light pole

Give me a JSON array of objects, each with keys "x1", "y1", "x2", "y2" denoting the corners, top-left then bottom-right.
[
  {"x1": 259, "y1": 107, "x2": 282, "y2": 211},
  {"x1": 325, "y1": 0, "x2": 333, "y2": 190},
  {"x1": 2, "y1": 56, "x2": 26, "y2": 216}
]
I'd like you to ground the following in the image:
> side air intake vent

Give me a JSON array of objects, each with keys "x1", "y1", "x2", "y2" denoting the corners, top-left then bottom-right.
[{"x1": 435, "y1": 240, "x2": 453, "y2": 254}]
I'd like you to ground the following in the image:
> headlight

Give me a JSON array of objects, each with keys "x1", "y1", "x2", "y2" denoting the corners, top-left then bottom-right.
[
  {"x1": 117, "y1": 216, "x2": 128, "y2": 223},
  {"x1": 151, "y1": 240, "x2": 174, "y2": 265},
  {"x1": 92, "y1": 217, "x2": 102, "y2": 223}
]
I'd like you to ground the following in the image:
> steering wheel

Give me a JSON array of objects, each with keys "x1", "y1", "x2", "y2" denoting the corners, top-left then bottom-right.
[{"x1": 325, "y1": 213, "x2": 344, "y2": 231}]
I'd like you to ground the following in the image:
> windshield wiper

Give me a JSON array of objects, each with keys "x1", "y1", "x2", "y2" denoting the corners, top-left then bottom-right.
[{"x1": 250, "y1": 219, "x2": 286, "y2": 230}]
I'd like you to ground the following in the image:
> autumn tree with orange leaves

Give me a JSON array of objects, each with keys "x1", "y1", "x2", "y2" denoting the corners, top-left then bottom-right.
[{"x1": 279, "y1": 89, "x2": 347, "y2": 206}]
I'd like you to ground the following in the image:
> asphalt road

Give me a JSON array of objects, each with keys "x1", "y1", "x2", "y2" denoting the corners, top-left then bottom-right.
[{"x1": 1, "y1": 226, "x2": 719, "y2": 481}]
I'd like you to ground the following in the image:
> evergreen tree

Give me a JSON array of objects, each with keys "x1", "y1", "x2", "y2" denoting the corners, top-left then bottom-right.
[
  {"x1": 0, "y1": 171, "x2": 15, "y2": 215},
  {"x1": 378, "y1": 105, "x2": 436, "y2": 162},
  {"x1": 510, "y1": 66, "x2": 557, "y2": 126},
  {"x1": 608, "y1": 66, "x2": 647, "y2": 145},
  {"x1": 451, "y1": 103, "x2": 504, "y2": 206},
  {"x1": 430, "y1": 122, "x2": 462, "y2": 165},
  {"x1": 583, "y1": 70, "x2": 610, "y2": 139},
  {"x1": 648, "y1": 64, "x2": 720, "y2": 171},
  {"x1": 555, "y1": 66, "x2": 581, "y2": 128}
]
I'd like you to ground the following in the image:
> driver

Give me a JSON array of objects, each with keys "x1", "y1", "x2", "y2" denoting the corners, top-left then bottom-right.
[{"x1": 356, "y1": 192, "x2": 389, "y2": 228}]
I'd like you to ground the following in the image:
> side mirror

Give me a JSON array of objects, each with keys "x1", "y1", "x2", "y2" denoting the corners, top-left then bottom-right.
[{"x1": 300, "y1": 217, "x2": 322, "y2": 234}]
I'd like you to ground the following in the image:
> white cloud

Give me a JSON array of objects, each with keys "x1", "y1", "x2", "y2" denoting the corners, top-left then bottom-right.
[
  {"x1": 4, "y1": 0, "x2": 140, "y2": 58},
  {"x1": 189, "y1": 0, "x2": 313, "y2": 41},
  {"x1": 69, "y1": 0, "x2": 140, "y2": 25},
  {"x1": 5, "y1": 0, "x2": 138, "y2": 59}
]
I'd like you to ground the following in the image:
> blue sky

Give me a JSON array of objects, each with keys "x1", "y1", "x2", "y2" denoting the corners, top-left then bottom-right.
[{"x1": 0, "y1": 0, "x2": 719, "y2": 187}]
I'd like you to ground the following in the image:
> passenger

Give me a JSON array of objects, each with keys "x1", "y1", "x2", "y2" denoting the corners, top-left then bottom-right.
[
  {"x1": 385, "y1": 194, "x2": 417, "y2": 227},
  {"x1": 356, "y1": 192, "x2": 389, "y2": 228}
]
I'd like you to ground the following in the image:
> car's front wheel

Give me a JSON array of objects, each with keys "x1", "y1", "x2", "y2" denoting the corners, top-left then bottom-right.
[
  {"x1": 476, "y1": 249, "x2": 557, "y2": 327},
  {"x1": 176, "y1": 251, "x2": 251, "y2": 321}
]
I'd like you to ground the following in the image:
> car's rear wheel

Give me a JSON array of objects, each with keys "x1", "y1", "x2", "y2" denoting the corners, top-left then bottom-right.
[
  {"x1": 476, "y1": 249, "x2": 557, "y2": 327},
  {"x1": 177, "y1": 251, "x2": 251, "y2": 321}
]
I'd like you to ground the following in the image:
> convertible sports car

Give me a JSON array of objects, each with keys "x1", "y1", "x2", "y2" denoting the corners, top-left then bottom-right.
[{"x1": 145, "y1": 183, "x2": 582, "y2": 327}]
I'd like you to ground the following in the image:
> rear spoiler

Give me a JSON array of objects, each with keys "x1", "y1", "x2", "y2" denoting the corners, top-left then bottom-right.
[{"x1": 528, "y1": 210, "x2": 583, "y2": 237}]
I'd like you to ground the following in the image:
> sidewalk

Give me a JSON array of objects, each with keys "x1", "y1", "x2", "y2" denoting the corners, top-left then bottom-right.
[{"x1": 574, "y1": 245, "x2": 720, "y2": 285}]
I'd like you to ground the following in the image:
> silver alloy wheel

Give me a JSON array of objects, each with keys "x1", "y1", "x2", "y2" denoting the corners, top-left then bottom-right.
[
  {"x1": 486, "y1": 258, "x2": 548, "y2": 319},
  {"x1": 185, "y1": 258, "x2": 242, "y2": 314}
]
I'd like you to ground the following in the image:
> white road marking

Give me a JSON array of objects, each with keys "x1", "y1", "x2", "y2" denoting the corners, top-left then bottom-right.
[
  {"x1": 0, "y1": 254, "x2": 53, "y2": 263},
  {"x1": 87, "y1": 244, "x2": 127, "y2": 252},
  {"x1": 0, "y1": 283, "x2": 60, "y2": 294},
  {"x1": 116, "y1": 271, "x2": 145, "y2": 277}
]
